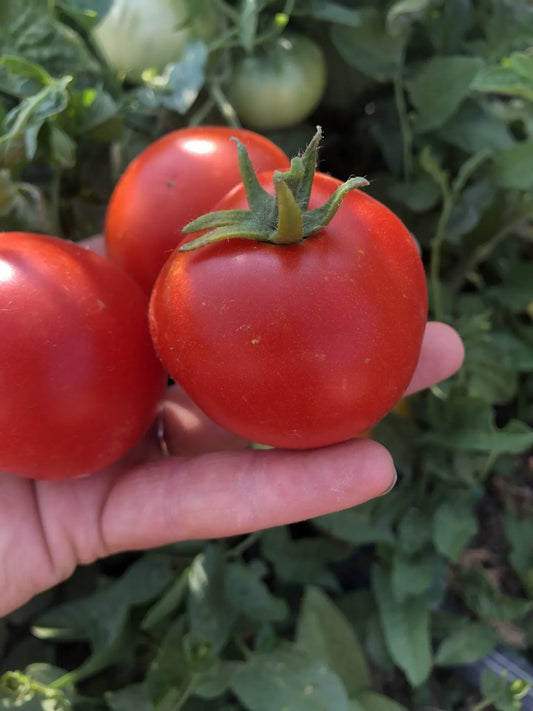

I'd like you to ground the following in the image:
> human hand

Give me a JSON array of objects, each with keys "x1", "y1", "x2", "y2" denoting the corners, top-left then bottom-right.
[{"x1": 0, "y1": 237, "x2": 464, "y2": 617}]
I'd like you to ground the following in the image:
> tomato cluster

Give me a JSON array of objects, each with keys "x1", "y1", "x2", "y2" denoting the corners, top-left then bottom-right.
[{"x1": 0, "y1": 125, "x2": 427, "y2": 480}]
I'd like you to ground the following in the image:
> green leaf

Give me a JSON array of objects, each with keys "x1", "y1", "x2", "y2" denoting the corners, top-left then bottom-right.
[
  {"x1": 407, "y1": 56, "x2": 484, "y2": 132},
  {"x1": 229, "y1": 644, "x2": 351, "y2": 711},
  {"x1": 224, "y1": 561, "x2": 289, "y2": 623},
  {"x1": 461, "y1": 569, "x2": 533, "y2": 622},
  {"x1": 144, "y1": 617, "x2": 189, "y2": 704},
  {"x1": 261, "y1": 527, "x2": 348, "y2": 587},
  {"x1": 433, "y1": 500, "x2": 478, "y2": 562},
  {"x1": 390, "y1": 553, "x2": 436, "y2": 601},
  {"x1": 294, "y1": 1, "x2": 365, "y2": 27},
  {"x1": 386, "y1": 0, "x2": 432, "y2": 37},
  {"x1": 105, "y1": 684, "x2": 154, "y2": 711},
  {"x1": 330, "y1": 8, "x2": 406, "y2": 80},
  {"x1": 371, "y1": 565, "x2": 432, "y2": 687},
  {"x1": 187, "y1": 544, "x2": 237, "y2": 654},
  {"x1": 352, "y1": 690, "x2": 410, "y2": 711},
  {"x1": 32, "y1": 554, "x2": 173, "y2": 681},
  {"x1": 437, "y1": 101, "x2": 514, "y2": 155},
  {"x1": 504, "y1": 504, "x2": 533, "y2": 596},
  {"x1": 397, "y1": 508, "x2": 434, "y2": 555},
  {"x1": 0, "y1": 0, "x2": 100, "y2": 79},
  {"x1": 423, "y1": 394, "x2": 533, "y2": 454},
  {"x1": 435, "y1": 621, "x2": 499, "y2": 666},
  {"x1": 489, "y1": 263, "x2": 533, "y2": 313},
  {"x1": 295, "y1": 586, "x2": 371, "y2": 697},
  {"x1": 1, "y1": 75, "x2": 72, "y2": 160},
  {"x1": 312, "y1": 500, "x2": 395, "y2": 547},
  {"x1": 141, "y1": 569, "x2": 189, "y2": 631},
  {"x1": 141, "y1": 40, "x2": 208, "y2": 115},
  {"x1": 472, "y1": 52, "x2": 533, "y2": 101},
  {"x1": 492, "y1": 140, "x2": 533, "y2": 190}
]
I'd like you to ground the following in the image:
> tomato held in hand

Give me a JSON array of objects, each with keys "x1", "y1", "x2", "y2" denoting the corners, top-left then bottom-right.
[
  {"x1": 149, "y1": 132, "x2": 428, "y2": 450},
  {"x1": 104, "y1": 126, "x2": 290, "y2": 293},
  {"x1": 0, "y1": 232, "x2": 167, "y2": 480}
]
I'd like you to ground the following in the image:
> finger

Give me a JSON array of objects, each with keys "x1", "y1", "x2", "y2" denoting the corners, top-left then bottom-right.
[
  {"x1": 405, "y1": 322, "x2": 464, "y2": 396},
  {"x1": 81, "y1": 233, "x2": 106, "y2": 256},
  {"x1": 100, "y1": 438, "x2": 395, "y2": 554},
  {"x1": 161, "y1": 384, "x2": 249, "y2": 456}
]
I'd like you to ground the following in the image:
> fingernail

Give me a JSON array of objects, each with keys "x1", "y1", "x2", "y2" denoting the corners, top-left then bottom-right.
[{"x1": 380, "y1": 468, "x2": 397, "y2": 496}]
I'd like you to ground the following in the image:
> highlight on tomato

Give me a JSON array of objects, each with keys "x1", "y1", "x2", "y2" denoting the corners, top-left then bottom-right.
[
  {"x1": 149, "y1": 129, "x2": 428, "y2": 450},
  {"x1": 0, "y1": 232, "x2": 167, "y2": 480},
  {"x1": 104, "y1": 125, "x2": 290, "y2": 293}
]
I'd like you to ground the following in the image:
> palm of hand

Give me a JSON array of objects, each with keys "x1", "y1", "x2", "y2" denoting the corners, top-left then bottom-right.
[{"x1": 0, "y1": 321, "x2": 463, "y2": 617}]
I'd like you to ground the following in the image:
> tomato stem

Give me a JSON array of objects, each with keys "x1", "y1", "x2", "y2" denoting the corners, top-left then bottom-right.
[{"x1": 179, "y1": 126, "x2": 369, "y2": 252}]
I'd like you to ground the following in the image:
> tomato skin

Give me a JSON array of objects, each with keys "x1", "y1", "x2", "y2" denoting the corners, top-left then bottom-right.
[
  {"x1": 92, "y1": 0, "x2": 219, "y2": 81},
  {"x1": 149, "y1": 174, "x2": 428, "y2": 450},
  {"x1": 104, "y1": 126, "x2": 290, "y2": 293},
  {"x1": 0, "y1": 232, "x2": 167, "y2": 480},
  {"x1": 227, "y1": 34, "x2": 327, "y2": 130}
]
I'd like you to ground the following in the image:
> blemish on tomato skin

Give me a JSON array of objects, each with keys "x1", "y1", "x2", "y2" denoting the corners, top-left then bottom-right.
[{"x1": 251, "y1": 337, "x2": 261, "y2": 345}]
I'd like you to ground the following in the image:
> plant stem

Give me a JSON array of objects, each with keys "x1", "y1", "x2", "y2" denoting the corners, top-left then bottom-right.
[
  {"x1": 450, "y1": 211, "x2": 533, "y2": 293},
  {"x1": 393, "y1": 63, "x2": 413, "y2": 181},
  {"x1": 470, "y1": 699, "x2": 492, "y2": 711},
  {"x1": 209, "y1": 81, "x2": 241, "y2": 128},
  {"x1": 430, "y1": 192, "x2": 453, "y2": 321},
  {"x1": 228, "y1": 530, "x2": 263, "y2": 559},
  {"x1": 173, "y1": 675, "x2": 198, "y2": 711}
]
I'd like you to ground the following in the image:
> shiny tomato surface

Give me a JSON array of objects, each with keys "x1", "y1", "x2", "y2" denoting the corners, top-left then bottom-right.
[
  {"x1": 149, "y1": 173, "x2": 428, "y2": 450},
  {"x1": 0, "y1": 232, "x2": 166, "y2": 480},
  {"x1": 104, "y1": 126, "x2": 290, "y2": 292}
]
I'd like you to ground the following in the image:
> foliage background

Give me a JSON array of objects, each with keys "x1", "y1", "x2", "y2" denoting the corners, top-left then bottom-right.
[{"x1": 1, "y1": 0, "x2": 533, "y2": 709}]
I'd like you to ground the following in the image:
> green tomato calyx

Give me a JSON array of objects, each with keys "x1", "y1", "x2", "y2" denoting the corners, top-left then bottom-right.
[{"x1": 179, "y1": 127, "x2": 368, "y2": 251}]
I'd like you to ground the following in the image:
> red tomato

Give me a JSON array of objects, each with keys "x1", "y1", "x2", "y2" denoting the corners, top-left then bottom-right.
[
  {"x1": 104, "y1": 126, "x2": 290, "y2": 293},
  {"x1": 0, "y1": 232, "x2": 166, "y2": 480},
  {"x1": 149, "y1": 173, "x2": 428, "y2": 450}
]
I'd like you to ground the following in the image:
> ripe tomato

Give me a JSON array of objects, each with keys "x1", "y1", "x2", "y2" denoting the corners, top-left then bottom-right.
[
  {"x1": 149, "y1": 172, "x2": 428, "y2": 450},
  {"x1": 104, "y1": 126, "x2": 290, "y2": 293},
  {"x1": 0, "y1": 232, "x2": 166, "y2": 480},
  {"x1": 227, "y1": 34, "x2": 327, "y2": 130}
]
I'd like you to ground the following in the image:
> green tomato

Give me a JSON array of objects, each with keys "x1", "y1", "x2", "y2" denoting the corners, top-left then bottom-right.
[
  {"x1": 91, "y1": 0, "x2": 218, "y2": 81},
  {"x1": 227, "y1": 34, "x2": 327, "y2": 130}
]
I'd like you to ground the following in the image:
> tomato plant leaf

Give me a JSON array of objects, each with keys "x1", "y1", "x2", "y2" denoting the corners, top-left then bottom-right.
[
  {"x1": 187, "y1": 544, "x2": 238, "y2": 654},
  {"x1": 407, "y1": 55, "x2": 484, "y2": 132},
  {"x1": 224, "y1": 561, "x2": 289, "y2": 623},
  {"x1": 352, "y1": 690, "x2": 410, "y2": 711},
  {"x1": 371, "y1": 564, "x2": 432, "y2": 687},
  {"x1": 433, "y1": 499, "x2": 479, "y2": 562},
  {"x1": 503, "y1": 504, "x2": 533, "y2": 598},
  {"x1": 330, "y1": 8, "x2": 406, "y2": 80},
  {"x1": 386, "y1": 0, "x2": 432, "y2": 37},
  {"x1": 260, "y1": 527, "x2": 348, "y2": 587},
  {"x1": 31, "y1": 554, "x2": 174, "y2": 681},
  {"x1": 312, "y1": 501, "x2": 395, "y2": 547},
  {"x1": 424, "y1": 394, "x2": 533, "y2": 454},
  {"x1": 295, "y1": 586, "x2": 371, "y2": 697},
  {"x1": 390, "y1": 552, "x2": 436, "y2": 601},
  {"x1": 229, "y1": 644, "x2": 351, "y2": 711},
  {"x1": 492, "y1": 140, "x2": 533, "y2": 190},
  {"x1": 105, "y1": 684, "x2": 155, "y2": 711},
  {"x1": 460, "y1": 569, "x2": 533, "y2": 623},
  {"x1": 435, "y1": 622, "x2": 499, "y2": 667}
]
